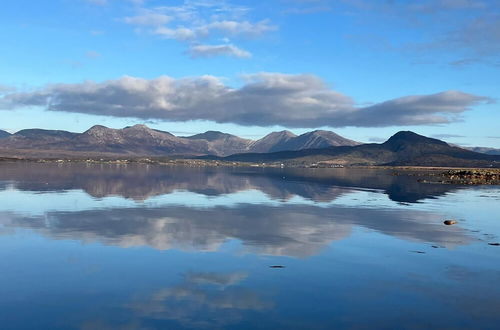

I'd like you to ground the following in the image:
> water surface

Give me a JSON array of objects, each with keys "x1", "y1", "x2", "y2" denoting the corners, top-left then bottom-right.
[{"x1": 0, "y1": 163, "x2": 499, "y2": 329}]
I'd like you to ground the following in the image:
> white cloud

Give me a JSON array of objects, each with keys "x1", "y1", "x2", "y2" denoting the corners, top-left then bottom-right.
[
  {"x1": 154, "y1": 26, "x2": 200, "y2": 41},
  {"x1": 0, "y1": 73, "x2": 489, "y2": 128},
  {"x1": 203, "y1": 20, "x2": 276, "y2": 38},
  {"x1": 0, "y1": 84, "x2": 16, "y2": 94},
  {"x1": 121, "y1": 1, "x2": 276, "y2": 58},
  {"x1": 188, "y1": 44, "x2": 251, "y2": 58},
  {"x1": 123, "y1": 10, "x2": 171, "y2": 26}
]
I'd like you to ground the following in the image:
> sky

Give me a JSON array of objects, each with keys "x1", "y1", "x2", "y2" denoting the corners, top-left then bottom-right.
[{"x1": 0, "y1": 0, "x2": 499, "y2": 147}]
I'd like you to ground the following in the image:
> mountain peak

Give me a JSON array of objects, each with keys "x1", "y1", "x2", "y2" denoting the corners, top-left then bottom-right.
[
  {"x1": 386, "y1": 131, "x2": 448, "y2": 145},
  {"x1": 389, "y1": 131, "x2": 423, "y2": 140},
  {"x1": 14, "y1": 128, "x2": 76, "y2": 138},
  {"x1": 187, "y1": 131, "x2": 235, "y2": 141},
  {"x1": 383, "y1": 131, "x2": 449, "y2": 152},
  {"x1": 265, "y1": 130, "x2": 297, "y2": 138},
  {"x1": 85, "y1": 125, "x2": 112, "y2": 133},
  {"x1": 294, "y1": 130, "x2": 360, "y2": 148},
  {"x1": 125, "y1": 124, "x2": 150, "y2": 131}
]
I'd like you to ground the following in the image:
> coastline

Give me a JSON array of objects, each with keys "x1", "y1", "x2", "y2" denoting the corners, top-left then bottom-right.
[{"x1": 1, "y1": 156, "x2": 499, "y2": 185}]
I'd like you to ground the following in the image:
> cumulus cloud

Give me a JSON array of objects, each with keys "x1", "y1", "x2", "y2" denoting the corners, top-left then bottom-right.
[
  {"x1": 148, "y1": 19, "x2": 275, "y2": 41},
  {"x1": 121, "y1": 1, "x2": 276, "y2": 58},
  {"x1": 353, "y1": 90, "x2": 489, "y2": 126},
  {"x1": 202, "y1": 20, "x2": 275, "y2": 38},
  {"x1": 0, "y1": 73, "x2": 489, "y2": 128},
  {"x1": 188, "y1": 44, "x2": 251, "y2": 58}
]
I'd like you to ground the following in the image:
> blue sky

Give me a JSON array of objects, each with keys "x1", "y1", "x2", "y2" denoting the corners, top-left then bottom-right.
[{"x1": 0, "y1": 0, "x2": 499, "y2": 146}]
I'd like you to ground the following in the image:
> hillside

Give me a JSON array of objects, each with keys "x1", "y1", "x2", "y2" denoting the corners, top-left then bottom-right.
[
  {"x1": 185, "y1": 131, "x2": 253, "y2": 156},
  {"x1": 0, "y1": 130, "x2": 11, "y2": 139},
  {"x1": 0, "y1": 125, "x2": 359, "y2": 158},
  {"x1": 248, "y1": 130, "x2": 297, "y2": 153},
  {"x1": 215, "y1": 131, "x2": 500, "y2": 168},
  {"x1": 464, "y1": 146, "x2": 500, "y2": 156}
]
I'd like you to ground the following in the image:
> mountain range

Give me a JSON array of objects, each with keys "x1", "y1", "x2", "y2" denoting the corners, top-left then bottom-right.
[
  {"x1": 0, "y1": 124, "x2": 359, "y2": 158},
  {"x1": 463, "y1": 146, "x2": 500, "y2": 156},
  {"x1": 213, "y1": 131, "x2": 500, "y2": 168},
  {"x1": 1, "y1": 125, "x2": 499, "y2": 167}
]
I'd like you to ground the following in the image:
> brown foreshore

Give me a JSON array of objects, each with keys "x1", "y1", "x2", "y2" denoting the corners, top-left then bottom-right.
[{"x1": 1, "y1": 156, "x2": 500, "y2": 185}]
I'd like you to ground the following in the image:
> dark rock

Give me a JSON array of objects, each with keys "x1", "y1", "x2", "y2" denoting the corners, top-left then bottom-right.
[{"x1": 444, "y1": 220, "x2": 457, "y2": 225}]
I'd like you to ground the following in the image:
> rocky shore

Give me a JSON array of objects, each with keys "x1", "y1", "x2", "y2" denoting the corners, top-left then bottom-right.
[{"x1": 418, "y1": 169, "x2": 500, "y2": 185}]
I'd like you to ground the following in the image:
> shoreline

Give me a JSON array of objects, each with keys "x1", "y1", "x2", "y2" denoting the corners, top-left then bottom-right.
[
  {"x1": 2, "y1": 156, "x2": 500, "y2": 169},
  {"x1": 1, "y1": 157, "x2": 499, "y2": 185}
]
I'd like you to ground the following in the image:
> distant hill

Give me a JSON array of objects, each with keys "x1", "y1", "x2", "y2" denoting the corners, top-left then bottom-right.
[
  {"x1": 0, "y1": 124, "x2": 359, "y2": 158},
  {"x1": 0, "y1": 130, "x2": 11, "y2": 139},
  {"x1": 215, "y1": 131, "x2": 500, "y2": 168},
  {"x1": 1, "y1": 125, "x2": 209, "y2": 156},
  {"x1": 185, "y1": 131, "x2": 253, "y2": 156},
  {"x1": 184, "y1": 129, "x2": 360, "y2": 155},
  {"x1": 249, "y1": 130, "x2": 297, "y2": 153},
  {"x1": 254, "y1": 130, "x2": 359, "y2": 153},
  {"x1": 3, "y1": 126, "x2": 496, "y2": 167},
  {"x1": 463, "y1": 146, "x2": 500, "y2": 156}
]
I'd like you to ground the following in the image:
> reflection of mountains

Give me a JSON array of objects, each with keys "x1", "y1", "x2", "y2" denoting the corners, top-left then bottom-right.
[
  {"x1": 1, "y1": 204, "x2": 470, "y2": 257},
  {"x1": 0, "y1": 163, "x2": 459, "y2": 203}
]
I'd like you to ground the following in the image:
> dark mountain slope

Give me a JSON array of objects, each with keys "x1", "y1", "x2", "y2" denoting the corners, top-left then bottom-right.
[
  {"x1": 249, "y1": 130, "x2": 297, "y2": 153},
  {"x1": 186, "y1": 131, "x2": 253, "y2": 156},
  {"x1": 1, "y1": 129, "x2": 78, "y2": 149},
  {"x1": 216, "y1": 131, "x2": 500, "y2": 168},
  {"x1": 72, "y1": 125, "x2": 209, "y2": 155},
  {"x1": 0, "y1": 130, "x2": 11, "y2": 139},
  {"x1": 186, "y1": 131, "x2": 236, "y2": 141},
  {"x1": 0, "y1": 125, "x2": 208, "y2": 156},
  {"x1": 0, "y1": 125, "x2": 360, "y2": 157},
  {"x1": 249, "y1": 130, "x2": 359, "y2": 153},
  {"x1": 277, "y1": 130, "x2": 360, "y2": 151}
]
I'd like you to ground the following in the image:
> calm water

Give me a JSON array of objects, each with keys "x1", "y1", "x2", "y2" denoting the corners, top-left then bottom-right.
[{"x1": 0, "y1": 163, "x2": 499, "y2": 329}]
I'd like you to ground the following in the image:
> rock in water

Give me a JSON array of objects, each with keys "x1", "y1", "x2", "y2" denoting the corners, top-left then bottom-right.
[{"x1": 444, "y1": 220, "x2": 457, "y2": 225}]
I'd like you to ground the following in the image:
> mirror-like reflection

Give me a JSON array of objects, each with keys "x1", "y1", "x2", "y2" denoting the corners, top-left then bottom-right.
[
  {"x1": 0, "y1": 204, "x2": 470, "y2": 256},
  {"x1": 0, "y1": 162, "x2": 462, "y2": 203},
  {"x1": 0, "y1": 163, "x2": 499, "y2": 329},
  {"x1": 127, "y1": 271, "x2": 273, "y2": 329}
]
